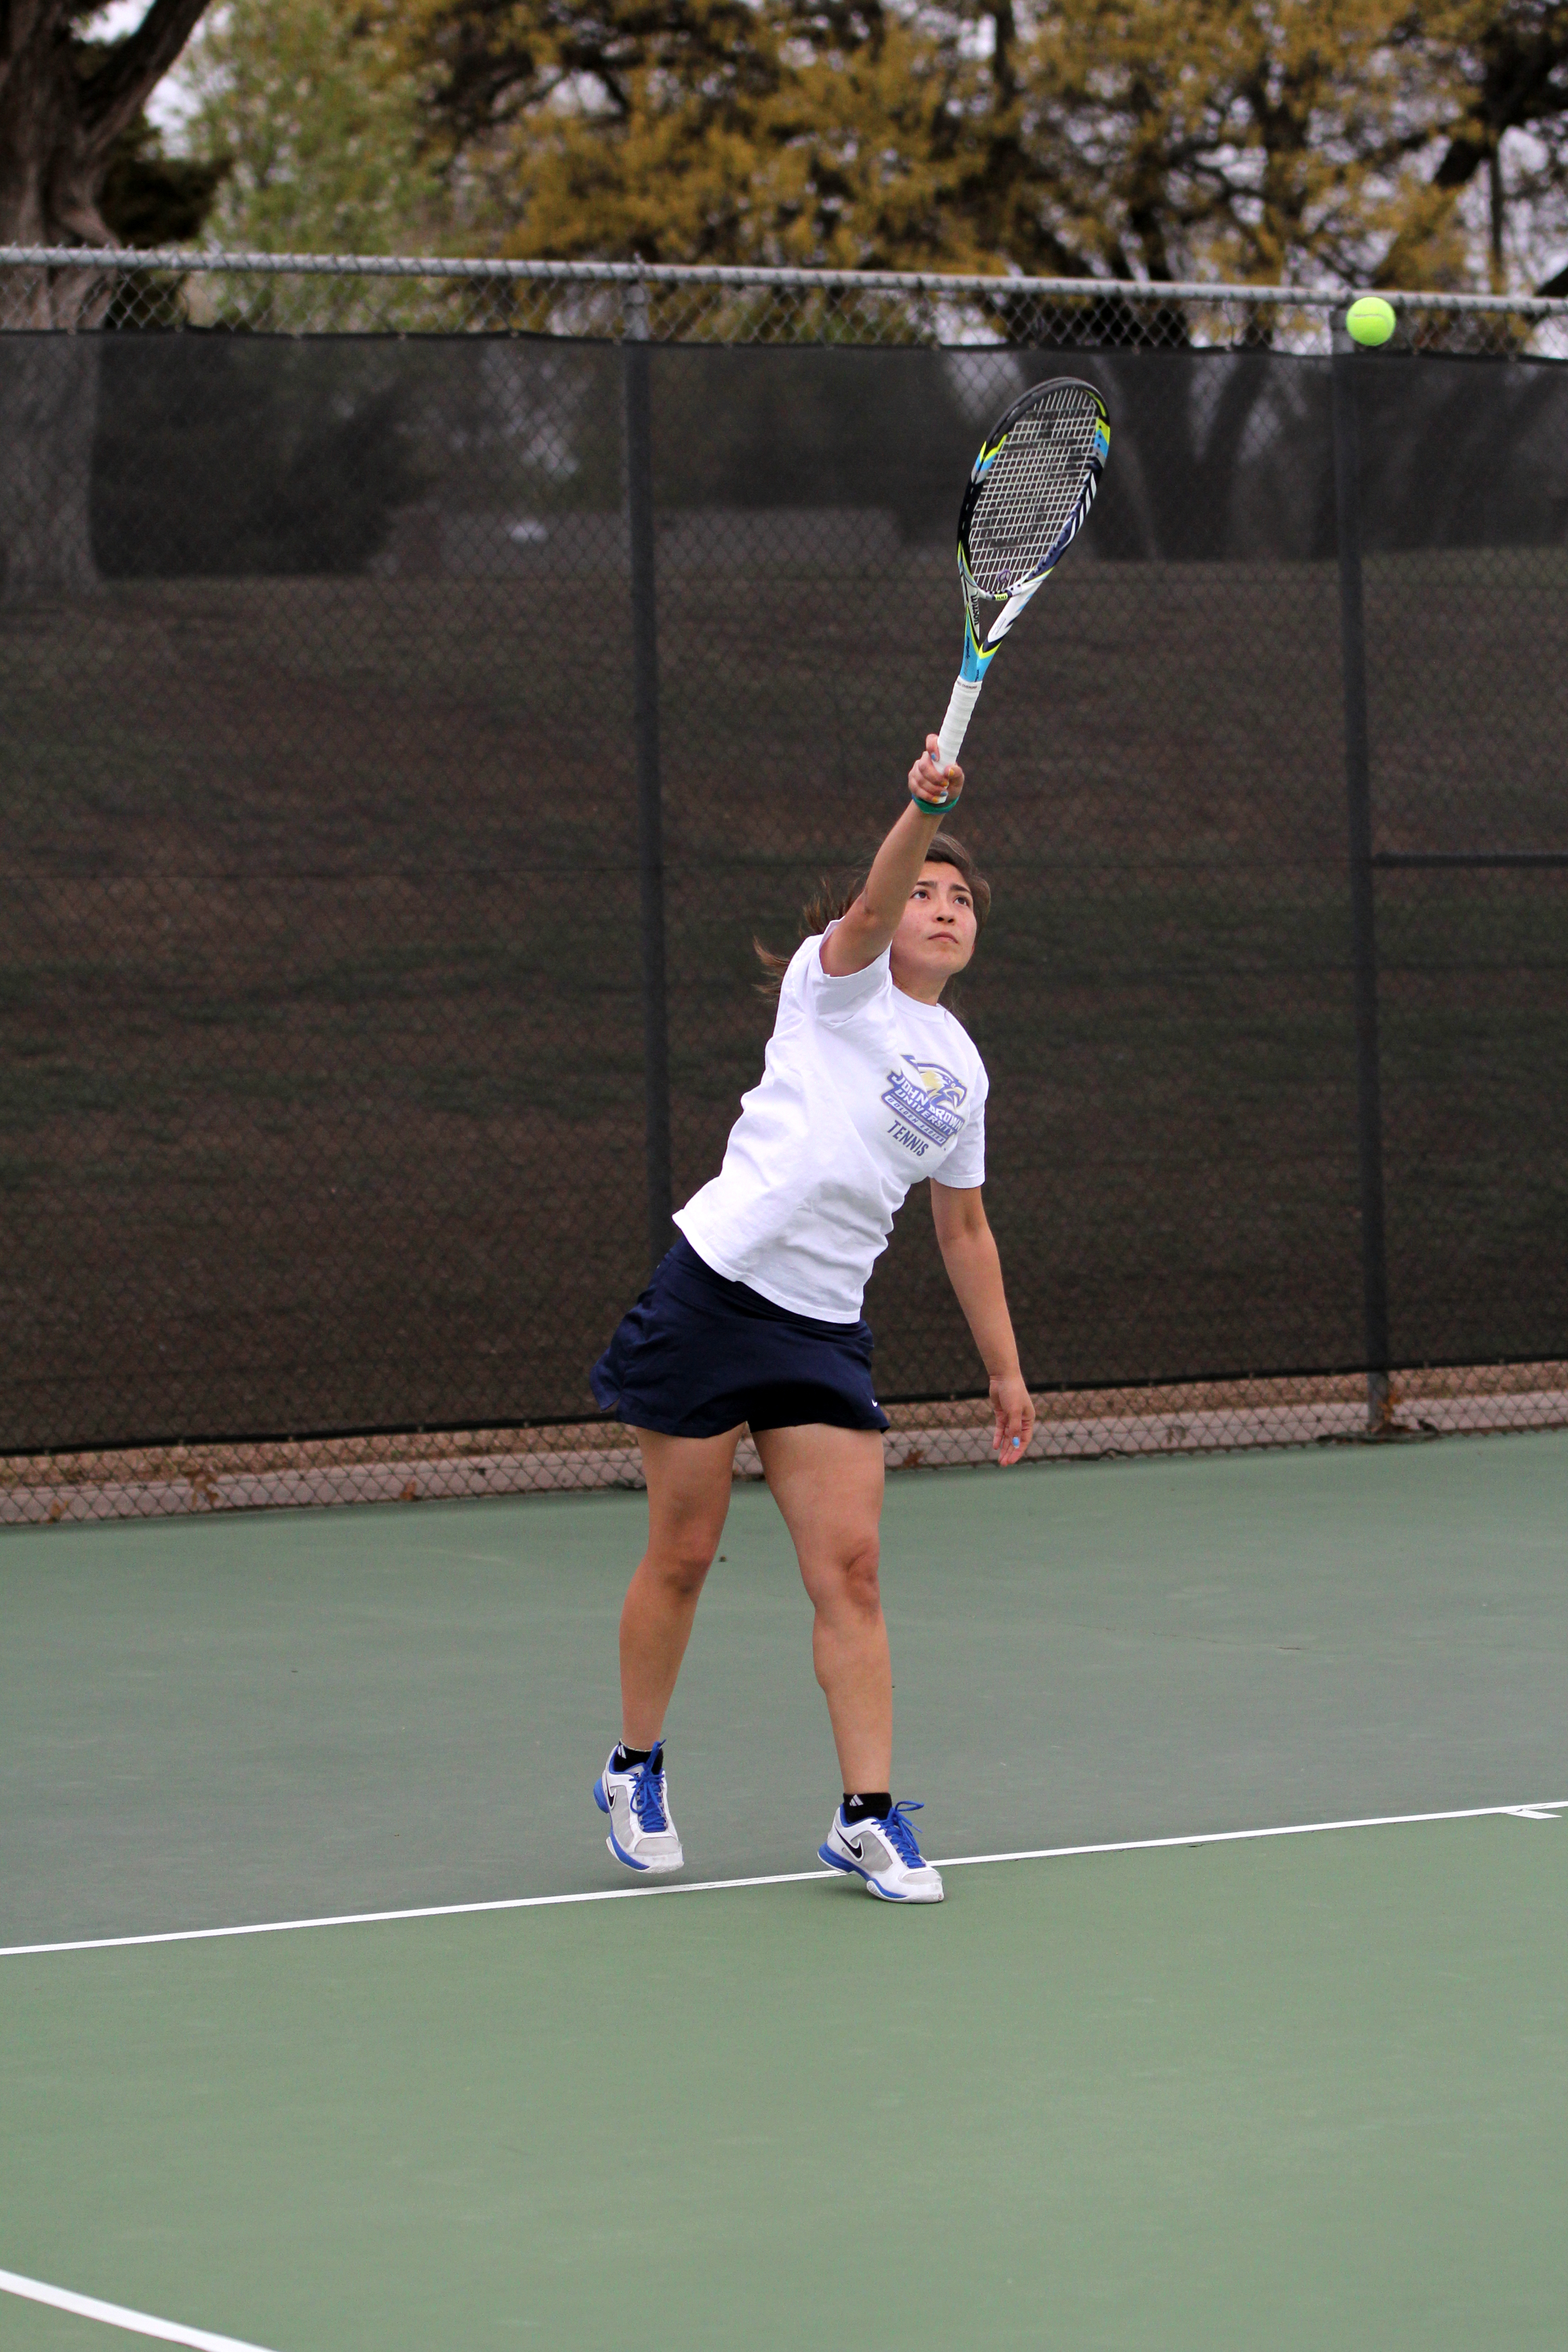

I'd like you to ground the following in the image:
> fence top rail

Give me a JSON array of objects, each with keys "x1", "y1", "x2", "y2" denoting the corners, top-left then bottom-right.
[{"x1": 1, "y1": 244, "x2": 1565, "y2": 319}]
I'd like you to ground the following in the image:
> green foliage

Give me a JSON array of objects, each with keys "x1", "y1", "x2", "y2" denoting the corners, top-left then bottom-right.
[
  {"x1": 982, "y1": 0, "x2": 1568, "y2": 293},
  {"x1": 995, "y1": 0, "x2": 1458, "y2": 287},
  {"x1": 161, "y1": 0, "x2": 1568, "y2": 292},
  {"x1": 181, "y1": 0, "x2": 445, "y2": 265},
  {"x1": 401, "y1": 0, "x2": 995, "y2": 268}
]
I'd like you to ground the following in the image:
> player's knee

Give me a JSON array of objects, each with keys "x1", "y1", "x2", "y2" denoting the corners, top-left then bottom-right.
[
  {"x1": 834, "y1": 1532, "x2": 882, "y2": 1616},
  {"x1": 652, "y1": 1528, "x2": 721, "y2": 1596}
]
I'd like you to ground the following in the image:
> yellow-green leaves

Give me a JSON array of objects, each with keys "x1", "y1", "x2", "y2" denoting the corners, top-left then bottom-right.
[{"x1": 401, "y1": 0, "x2": 997, "y2": 268}]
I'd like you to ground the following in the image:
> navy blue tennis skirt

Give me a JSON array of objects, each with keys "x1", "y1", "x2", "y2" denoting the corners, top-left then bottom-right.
[{"x1": 591, "y1": 1237, "x2": 890, "y2": 1439}]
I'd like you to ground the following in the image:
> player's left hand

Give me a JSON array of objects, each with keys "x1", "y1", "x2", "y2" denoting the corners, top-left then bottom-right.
[{"x1": 990, "y1": 1373, "x2": 1034, "y2": 1465}]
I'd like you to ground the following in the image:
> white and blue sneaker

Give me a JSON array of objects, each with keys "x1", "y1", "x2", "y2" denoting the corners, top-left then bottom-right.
[
  {"x1": 819, "y1": 1799, "x2": 944, "y2": 1903},
  {"x1": 593, "y1": 1740, "x2": 684, "y2": 1874}
]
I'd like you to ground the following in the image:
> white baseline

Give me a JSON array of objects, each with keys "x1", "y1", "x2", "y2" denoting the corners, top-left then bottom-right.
[
  {"x1": 1, "y1": 1799, "x2": 1562, "y2": 1961},
  {"x1": 0, "y1": 2267, "x2": 278, "y2": 2351}
]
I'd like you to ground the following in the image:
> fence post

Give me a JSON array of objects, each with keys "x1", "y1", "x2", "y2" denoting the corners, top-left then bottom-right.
[
  {"x1": 622, "y1": 278, "x2": 674, "y2": 1271},
  {"x1": 1330, "y1": 335, "x2": 1392, "y2": 1433}
]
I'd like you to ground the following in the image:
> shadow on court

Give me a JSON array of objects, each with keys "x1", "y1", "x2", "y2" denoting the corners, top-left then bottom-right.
[{"x1": 3, "y1": 1429, "x2": 1566, "y2": 1947}]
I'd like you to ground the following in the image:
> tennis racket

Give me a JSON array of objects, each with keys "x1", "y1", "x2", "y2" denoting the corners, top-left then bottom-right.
[{"x1": 935, "y1": 377, "x2": 1110, "y2": 775}]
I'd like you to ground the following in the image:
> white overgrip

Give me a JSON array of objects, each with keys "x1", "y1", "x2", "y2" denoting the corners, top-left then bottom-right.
[{"x1": 936, "y1": 675, "x2": 982, "y2": 772}]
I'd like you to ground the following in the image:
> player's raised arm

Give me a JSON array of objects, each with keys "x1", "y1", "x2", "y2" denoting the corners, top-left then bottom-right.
[{"x1": 820, "y1": 735, "x2": 965, "y2": 978}]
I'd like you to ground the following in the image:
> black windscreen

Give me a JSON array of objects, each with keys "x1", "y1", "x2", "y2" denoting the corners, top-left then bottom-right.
[{"x1": 1, "y1": 331, "x2": 1564, "y2": 1449}]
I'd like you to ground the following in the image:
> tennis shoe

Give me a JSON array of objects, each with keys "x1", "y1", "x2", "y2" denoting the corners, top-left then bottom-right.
[
  {"x1": 593, "y1": 1740, "x2": 684, "y2": 1874},
  {"x1": 820, "y1": 1798, "x2": 944, "y2": 1903}
]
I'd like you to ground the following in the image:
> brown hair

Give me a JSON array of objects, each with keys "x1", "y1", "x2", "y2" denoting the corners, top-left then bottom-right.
[{"x1": 753, "y1": 832, "x2": 991, "y2": 992}]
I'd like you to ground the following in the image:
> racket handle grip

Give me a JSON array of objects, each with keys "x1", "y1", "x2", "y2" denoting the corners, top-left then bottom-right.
[{"x1": 936, "y1": 677, "x2": 982, "y2": 773}]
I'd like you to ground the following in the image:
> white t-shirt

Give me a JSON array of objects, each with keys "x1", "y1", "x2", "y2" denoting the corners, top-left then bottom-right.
[{"x1": 674, "y1": 928, "x2": 988, "y2": 1322}]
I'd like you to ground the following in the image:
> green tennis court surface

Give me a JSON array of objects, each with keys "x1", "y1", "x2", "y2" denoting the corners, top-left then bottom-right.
[{"x1": 4, "y1": 1434, "x2": 1567, "y2": 2347}]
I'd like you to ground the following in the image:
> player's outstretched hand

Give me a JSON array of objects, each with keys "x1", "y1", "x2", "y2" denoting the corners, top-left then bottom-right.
[
  {"x1": 990, "y1": 1373, "x2": 1034, "y2": 1465},
  {"x1": 909, "y1": 734, "x2": 963, "y2": 814}
]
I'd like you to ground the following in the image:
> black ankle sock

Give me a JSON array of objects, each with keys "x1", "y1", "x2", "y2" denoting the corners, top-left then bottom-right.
[
  {"x1": 842, "y1": 1791, "x2": 892, "y2": 1825},
  {"x1": 613, "y1": 1742, "x2": 655, "y2": 1771}
]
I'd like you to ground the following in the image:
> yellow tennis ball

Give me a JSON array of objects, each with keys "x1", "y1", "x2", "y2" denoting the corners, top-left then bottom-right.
[{"x1": 1346, "y1": 295, "x2": 1397, "y2": 347}]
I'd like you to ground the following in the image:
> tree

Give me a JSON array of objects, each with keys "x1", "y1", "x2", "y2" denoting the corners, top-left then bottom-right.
[
  {"x1": 180, "y1": 0, "x2": 447, "y2": 296},
  {"x1": 164, "y1": 0, "x2": 1568, "y2": 296},
  {"x1": 1396, "y1": 0, "x2": 1568, "y2": 289},
  {"x1": 0, "y1": 2, "x2": 213, "y2": 305},
  {"x1": 955, "y1": 0, "x2": 1451, "y2": 291},
  {"x1": 100, "y1": 111, "x2": 228, "y2": 250},
  {"x1": 0, "y1": 1, "x2": 214, "y2": 600},
  {"x1": 400, "y1": 0, "x2": 993, "y2": 269}
]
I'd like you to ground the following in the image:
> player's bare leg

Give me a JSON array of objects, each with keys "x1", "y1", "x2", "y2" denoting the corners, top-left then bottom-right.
[
  {"x1": 756, "y1": 1423, "x2": 943, "y2": 1902},
  {"x1": 618, "y1": 1427, "x2": 741, "y2": 1744},
  {"x1": 753, "y1": 1422, "x2": 890, "y2": 1787},
  {"x1": 594, "y1": 1426, "x2": 740, "y2": 1873}
]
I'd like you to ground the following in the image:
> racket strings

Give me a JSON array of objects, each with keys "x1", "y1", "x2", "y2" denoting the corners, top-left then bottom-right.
[{"x1": 966, "y1": 390, "x2": 1101, "y2": 597}]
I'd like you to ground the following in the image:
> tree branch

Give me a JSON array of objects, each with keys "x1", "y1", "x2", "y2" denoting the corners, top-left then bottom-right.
[{"x1": 77, "y1": 0, "x2": 212, "y2": 160}]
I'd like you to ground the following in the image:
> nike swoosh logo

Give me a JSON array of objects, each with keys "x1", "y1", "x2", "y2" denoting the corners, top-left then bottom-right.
[{"x1": 840, "y1": 1831, "x2": 864, "y2": 1858}]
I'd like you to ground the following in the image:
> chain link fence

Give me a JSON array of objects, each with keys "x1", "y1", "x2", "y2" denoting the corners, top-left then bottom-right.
[
  {"x1": 3, "y1": 250, "x2": 1567, "y2": 1524},
  {"x1": 4, "y1": 244, "x2": 1568, "y2": 349}
]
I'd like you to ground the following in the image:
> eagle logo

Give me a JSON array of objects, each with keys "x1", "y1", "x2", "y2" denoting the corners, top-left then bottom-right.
[
  {"x1": 903, "y1": 1059, "x2": 968, "y2": 1113},
  {"x1": 881, "y1": 1057, "x2": 968, "y2": 1149}
]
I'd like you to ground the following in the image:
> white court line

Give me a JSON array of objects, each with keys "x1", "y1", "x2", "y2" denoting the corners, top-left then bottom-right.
[
  {"x1": 3, "y1": 1799, "x2": 1562, "y2": 1961},
  {"x1": 0, "y1": 2266, "x2": 277, "y2": 2351}
]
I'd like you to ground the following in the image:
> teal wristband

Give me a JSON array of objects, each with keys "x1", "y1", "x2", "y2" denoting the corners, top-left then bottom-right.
[{"x1": 911, "y1": 792, "x2": 960, "y2": 817}]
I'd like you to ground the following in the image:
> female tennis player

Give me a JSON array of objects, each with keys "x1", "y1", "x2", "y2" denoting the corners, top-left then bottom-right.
[{"x1": 589, "y1": 735, "x2": 1034, "y2": 1903}]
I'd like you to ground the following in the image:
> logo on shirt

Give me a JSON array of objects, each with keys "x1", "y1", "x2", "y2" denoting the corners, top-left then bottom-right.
[{"x1": 881, "y1": 1057, "x2": 968, "y2": 1154}]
